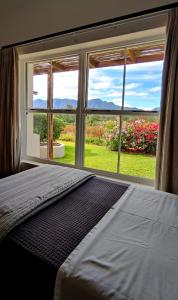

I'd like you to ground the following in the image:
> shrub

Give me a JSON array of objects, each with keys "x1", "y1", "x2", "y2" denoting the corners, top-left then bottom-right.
[
  {"x1": 105, "y1": 122, "x2": 120, "y2": 151},
  {"x1": 60, "y1": 134, "x2": 75, "y2": 142},
  {"x1": 62, "y1": 124, "x2": 76, "y2": 135},
  {"x1": 106, "y1": 131, "x2": 120, "y2": 151},
  {"x1": 121, "y1": 120, "x2": 159, "y2": 154},
  {"x1": 86, "y1": 125, "x2": 105, "y2": 138},
  {"x1": 33, "y1": 113, "x2": 65, "y2": 142},
  {"x1": 106, "y1": 119, "x2": 159, "y2": 154},
  {"x1": 85, "y1": 137, "x2": 106, "y2": 146}
]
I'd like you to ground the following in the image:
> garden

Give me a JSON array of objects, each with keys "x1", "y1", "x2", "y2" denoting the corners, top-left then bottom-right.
[{"x1": 33, "y1": 114, "x2": 159, "y2": 180}]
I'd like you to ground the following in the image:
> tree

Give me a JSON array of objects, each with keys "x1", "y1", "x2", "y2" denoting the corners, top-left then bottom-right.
[{"x1": 33, "y1": 113, "x2": 65, "y2": 142}]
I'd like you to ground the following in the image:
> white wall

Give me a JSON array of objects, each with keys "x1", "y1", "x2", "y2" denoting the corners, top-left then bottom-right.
[{"x1": 0, "y1": 0, "x2": 175, "y2": 47}]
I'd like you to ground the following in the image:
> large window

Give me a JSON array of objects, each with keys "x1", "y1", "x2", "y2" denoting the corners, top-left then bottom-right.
[{"x1": 26, "y1": 40, "x2": 164, "y2": 184}]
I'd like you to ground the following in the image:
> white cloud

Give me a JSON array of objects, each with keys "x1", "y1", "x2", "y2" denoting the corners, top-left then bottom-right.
[
  {"x1": 105, "y1": 60, "x2": 163, "y2": 73},
  {"x1": 88, "y1": 89, "x2": 104, "y2": 99},
  {"x1": 90, "y1": 80, "x2": 112, "y2": 90},
  {"x1": 111, "y1": 98, "x2": 122, "y2": 105},
  {"x1": 126, "y1": 73, "x2": 162, "y2": 82},
  {"x1": 53, "y1": 71, "x2": 78, "y2": 99},
  {"x1": 141, "y1": 107, "x2": 153, "y2": 111},
  {"x1": 108, "y1": 91, "x2": 123, "y2": 97},
  {"x1": 126, "y1": 61, "x2": 163, "y2": 72},
  {"x1": 101, "y1": 65, "x2": 124, "y2": 72},
  {"x1": 125, "y1": 83, "x2": 142, "y2": 90},
  {"x1": 89, "y1": 68, "x2": 122, "y2": 90},
  {"x1": 89, "y1": 74, "x2": 114, "y2": 90},
  {"x1": 33, "y1": 74, "x2": 48, "y2": 100},
  {"x1": 149, "y1": 86, "x2": 161, "y2": 92},
  {"x1": 33, "y1": 71, "x2": 79, "y2": 100},
  {"x1": 124, "y1": 102, "x2": 134, "y2": 108},
  {"x1": 125, "y1": 91, "x2": 149, "y2": 97},
  {"x1": 125, "y1": 61, "x2": 163, "y2": 82}
]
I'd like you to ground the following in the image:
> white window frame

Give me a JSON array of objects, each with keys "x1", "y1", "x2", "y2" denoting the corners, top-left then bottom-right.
[{"x1": 19, "y1": 26, "x2": 166, "y2": 186}]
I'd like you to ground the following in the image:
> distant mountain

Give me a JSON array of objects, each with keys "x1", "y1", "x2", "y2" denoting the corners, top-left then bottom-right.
[
  {"x1": 88, "y1": 98, "x2": 119, "y2": 110},
  {"x1": 33, "y1": 99, "x2": 47, "y2": 109},
  {"x1": 152, "y1": 107, "x2": 160, "y2": 112},
  {"x1": 53, "y1": 98, "x2": 77, "y2": 109},
  {"x1": 33, "y1": 98, "x2": 143, "y2": 111}
]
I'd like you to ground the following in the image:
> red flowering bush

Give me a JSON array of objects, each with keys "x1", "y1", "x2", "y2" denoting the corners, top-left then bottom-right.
[
  {"x1": 121, "y1": 119, "x2": 159, "y2": 154},
  {"x1": 107, "y1": 119, "x2": 159, "y2": 154}
]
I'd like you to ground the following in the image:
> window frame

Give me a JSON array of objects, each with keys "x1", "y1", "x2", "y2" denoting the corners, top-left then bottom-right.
[{"x1": 20, "y1": 30, "x2": 165, "y2": 186}]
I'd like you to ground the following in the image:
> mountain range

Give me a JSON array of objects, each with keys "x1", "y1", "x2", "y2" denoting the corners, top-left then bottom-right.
[{"x1": 33, "y1": 98, "x2": 159, "y2": 111}]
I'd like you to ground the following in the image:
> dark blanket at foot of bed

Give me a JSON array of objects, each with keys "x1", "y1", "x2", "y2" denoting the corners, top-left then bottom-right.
[{"x1": 0, "y1": 177, "x2": 128, "y2": 300}]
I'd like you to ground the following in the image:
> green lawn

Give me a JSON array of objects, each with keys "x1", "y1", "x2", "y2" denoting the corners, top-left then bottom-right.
[{"x1": 54, "y1": 141, "x2": 156, "y2": 179}]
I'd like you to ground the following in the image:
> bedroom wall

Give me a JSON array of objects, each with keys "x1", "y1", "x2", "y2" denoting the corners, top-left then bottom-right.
[{"x1": 0, "y1": 0, "x2": 176, "y2": 47}]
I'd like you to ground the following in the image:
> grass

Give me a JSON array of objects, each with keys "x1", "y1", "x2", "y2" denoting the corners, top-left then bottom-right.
[{"x1": 54, "y1": 141, "x2": 156, "y2": 180}]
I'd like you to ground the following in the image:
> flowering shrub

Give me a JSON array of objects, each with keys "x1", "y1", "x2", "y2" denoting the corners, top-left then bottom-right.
[
  {"x1": 105, "y1": 121, "x2": 120, "y2": 151},
  {"x1": 106, "y1": 130, "x2": 120, "y2": 151},
  {"x1": 106, "y1": 119, "x2": 159, "y2": 154},
  {"x1": 59, "y1": 118, "x2": 159, "y2": 155}
]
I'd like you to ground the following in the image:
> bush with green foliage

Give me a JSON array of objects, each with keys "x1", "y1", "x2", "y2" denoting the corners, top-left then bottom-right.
[
  {"x1": 106, "y1": 131, "x2": 120, "y2": 151},
  {"x1": 33, "y1": 113, "x2": 65, "y2": 142},
  {"x1": 85, "y1": 137, "x2": 106, "y2": 146},
  {"x1": 105, "y1": 122, "x2": 120, "y2": 151},
  {"x1": 60, "y1": 134, "x2": 75, "y2": 142}
]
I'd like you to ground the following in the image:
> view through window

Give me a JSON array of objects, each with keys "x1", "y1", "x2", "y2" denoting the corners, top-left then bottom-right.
[{"x1": 26, "y1": 41, "x2": 164, "y2": 183}]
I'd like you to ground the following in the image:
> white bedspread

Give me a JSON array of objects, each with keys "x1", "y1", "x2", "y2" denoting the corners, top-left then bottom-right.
[
  {"x1": 54, "y1": 185, "x2": 178, "y2": 300},
  {"x1": 0, "y1": 164, "x2": 92, "y2": 242}
]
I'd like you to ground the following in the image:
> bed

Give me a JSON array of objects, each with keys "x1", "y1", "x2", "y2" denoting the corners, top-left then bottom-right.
[{"x1": 0, "y1": 164, "x2": 178, "y2": 300}]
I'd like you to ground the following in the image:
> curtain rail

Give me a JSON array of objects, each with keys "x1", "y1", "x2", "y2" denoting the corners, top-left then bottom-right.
[{"x1": 2, "y1": 2, "x2": 178, "y2": 50}]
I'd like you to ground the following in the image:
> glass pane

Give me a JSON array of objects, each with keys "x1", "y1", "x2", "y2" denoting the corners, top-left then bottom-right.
[
  {"x1": 52, "y1": 56, "x2": 79, "y2": 109},
  {"x1": 27, "y1": 113, "x2": 48, "y2": 159},
  {"x1": 120, "y1": 115, "x2": 159, "y2": 179},
  {"x1": 87, "y1": 49, "x2": 124, "y2": 110},
  {"x1": 124, "y1": 44, "x2": 164, "y2": 111},
  {"x1": 32, "y1": 62, "x2": 50, "y2": 109},
  {"x1": 52, "y1": 114, "x2": 76, "y2": 165},
  {"x1": 84, "y1": 115, "x2": 120, "y2": 172}
]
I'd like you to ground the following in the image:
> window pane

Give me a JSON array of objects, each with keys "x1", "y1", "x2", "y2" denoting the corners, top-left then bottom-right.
[
  {"x1": 119, "y1": 115, "x2": 159, "y2": 179},
  {"x1": 124, "y1": 44, "x2": 164, "y2": 111},
  {"x1": 27, "y1": 113, "x2": 48, "y2": 159},
  {"x1": 52, "y1": 56, "x2": 79, "y2": 109},
  {"x1": 84, "y1": 115, "x2": 120, "y2": 172},
  {"x1": 87, "y1": 50, "x2": 124, "y2": 110},
  {"x1": 32, "y1": 62, "x2": 50, "y2": 109},
  {"x1": 53, "y1": 114, "x2": 76, "y2": 165}
]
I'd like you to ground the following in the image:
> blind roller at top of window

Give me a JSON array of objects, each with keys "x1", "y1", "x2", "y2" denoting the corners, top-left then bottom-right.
[{"x1": 18, "y1": 12, "x2": 167, "y2": 58}]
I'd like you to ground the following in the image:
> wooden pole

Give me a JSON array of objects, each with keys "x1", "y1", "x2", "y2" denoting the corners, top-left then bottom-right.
[{"x1": 47, "y1": 64, "x2": 53, "y2": 160}]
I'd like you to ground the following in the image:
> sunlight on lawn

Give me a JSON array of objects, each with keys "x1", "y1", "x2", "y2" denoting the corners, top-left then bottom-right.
[{"x1": 54, "y1": 141, "x2": 156, "y2": 180}]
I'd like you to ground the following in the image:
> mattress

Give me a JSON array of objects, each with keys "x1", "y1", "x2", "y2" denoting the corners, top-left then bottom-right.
[{"x1": 0, "y1": 176, "x2": 128, "y2": 300}]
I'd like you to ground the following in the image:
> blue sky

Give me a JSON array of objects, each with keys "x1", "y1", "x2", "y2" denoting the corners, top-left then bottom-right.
[
  {"x1": 33, "y1": 60, "x2": 163, "y2": 110},
  {"x1": 88, "y1": 61, "x2": 163, "y2": 110}
]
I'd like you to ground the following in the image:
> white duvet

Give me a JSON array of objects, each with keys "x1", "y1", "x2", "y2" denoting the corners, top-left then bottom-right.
[{"x1": 54, "y1": 186, "x2": 178, "y2": 300}]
